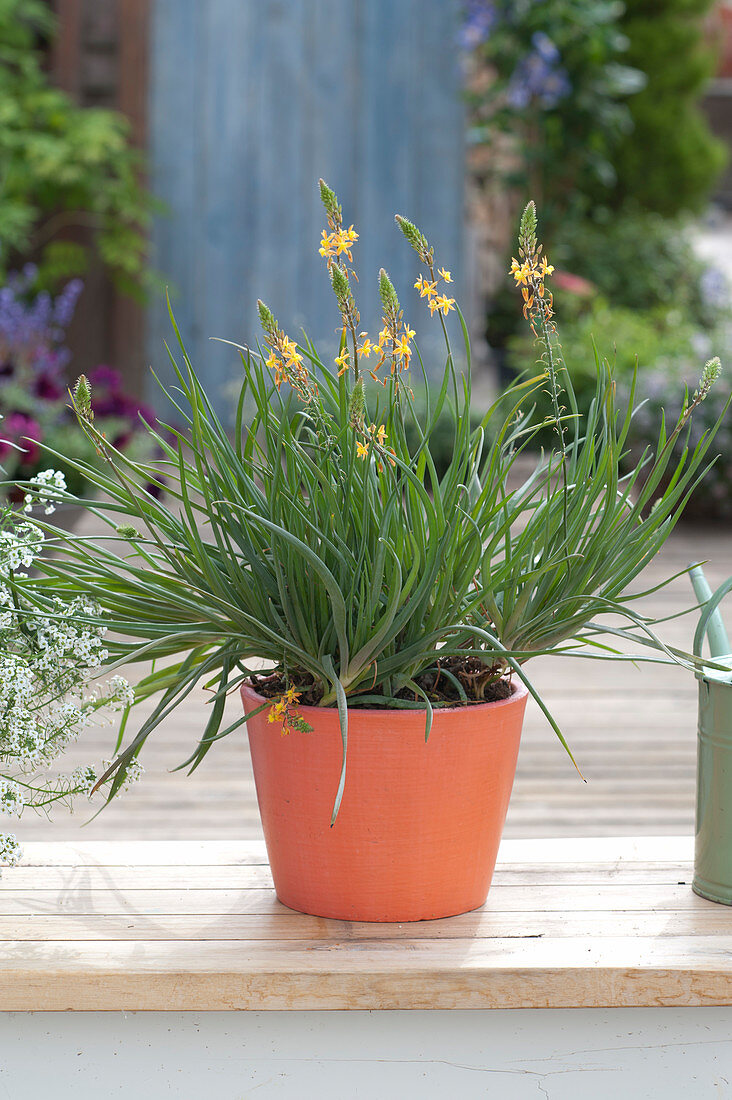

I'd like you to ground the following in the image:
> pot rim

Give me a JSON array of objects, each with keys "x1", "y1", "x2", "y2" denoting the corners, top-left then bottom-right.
[{"x1": 241, "y1": 675, "x2": 529, "y2": 719}]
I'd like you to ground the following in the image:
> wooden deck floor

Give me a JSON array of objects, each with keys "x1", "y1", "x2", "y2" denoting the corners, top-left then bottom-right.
[{"x1": 15, "y1": 517, "x2": 730, "y2": 844}]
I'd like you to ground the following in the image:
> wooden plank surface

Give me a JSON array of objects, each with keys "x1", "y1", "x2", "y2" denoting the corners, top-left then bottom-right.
[
  {"x1": 15, "y1": 522, "x2": 728, "y2": 846},
  {"x1": 1, "y1": 837, "x2": 732, "y2": 1010}
]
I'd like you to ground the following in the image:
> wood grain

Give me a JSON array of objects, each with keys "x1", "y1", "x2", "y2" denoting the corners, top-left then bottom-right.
[{"x1": 2, "y1": 838, "x2": 732, "y2": 1010}]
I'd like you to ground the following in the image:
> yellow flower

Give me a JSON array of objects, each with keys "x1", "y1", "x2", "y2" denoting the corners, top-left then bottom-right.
[
  {"x1": 377, "y1": 326, "x2": 391, "y2": 348},
  {"x1": 428, "y1": 297, "x2": 440, "y2": 315},
  {"x1": 375, "y1": 424, "x2": 387, "y2": 446},
  {"x1": 335, "y1": 233, "x2": 350, "y2": 255},
  {"x1": 403, "y1": 325, "x2": 415, "y2": 341},
  {"x1": 266, "y1": 351, "x2": 281, "y2": 372},
  {"x1": 334, "y1": 347, "x2": 350, "y2": 375},
  {"x1": 539, "y1": 256, "x2": 554, "y2": 278},
  {"x1": 510, "y1": 257, "x2": 530, "y2": 285},
  {"x1": 357, "y1": 338, "x2": 373, "y2": 359},
  {"x1": 356, "y1": 440, "x2": 369, "y2": 459},
  {"x1": 281, "y1": 336, "x2": 301, "y2": 363},
  {"x1": 345, "y1": 224, "x2": 359, "y2": 242},
  {"x1": 319, "y1": 231, "x2": 336, "y2": 257},
  {"x1": 394, "y1": 335, "x2": 412, "y2": 359},
  {"x1": 438, "y1": 268, "x2": 452, "y2": 283},
  {"x1": 436, "y1": 295, "x2": 455, "y2": 316}
]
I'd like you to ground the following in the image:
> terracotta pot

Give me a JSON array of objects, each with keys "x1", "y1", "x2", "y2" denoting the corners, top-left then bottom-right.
[{"x1": 241, "y1": 680, "x2": 528, "y2": 921}]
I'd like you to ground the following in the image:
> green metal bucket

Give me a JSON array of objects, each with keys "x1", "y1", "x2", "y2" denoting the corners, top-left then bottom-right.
[
  {"x1": 694, "y1": 671, "x2": 732, "y2": 904},
  {"x1": 692, "y1": 572, "x2": 732, "y2": 904}
]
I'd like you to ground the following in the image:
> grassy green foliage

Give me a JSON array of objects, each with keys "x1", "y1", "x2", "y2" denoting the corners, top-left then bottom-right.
[
  {"x1": 0, "y1": 0, "x2": 155, "y2": 294},
  {"x1": 8, "y1": 191, "x2": 727, "y2": 818}
]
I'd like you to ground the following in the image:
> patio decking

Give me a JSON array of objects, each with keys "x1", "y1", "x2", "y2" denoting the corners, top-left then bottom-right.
[{"x1": 16, "y1": 519, "x2": 731, "y2": 843}]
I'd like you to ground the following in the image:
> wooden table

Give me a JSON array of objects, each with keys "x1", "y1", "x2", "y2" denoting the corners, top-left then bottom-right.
[{"x1": 1, "y1": 837, "x2": 731, "y2": 1098}]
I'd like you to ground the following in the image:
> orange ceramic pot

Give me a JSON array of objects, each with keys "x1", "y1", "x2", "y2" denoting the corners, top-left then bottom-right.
[{"x1": 241, "y1": 681, "x2": 528, "y2": 922}]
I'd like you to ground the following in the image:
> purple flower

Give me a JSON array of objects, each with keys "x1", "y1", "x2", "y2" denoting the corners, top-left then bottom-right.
[
  {"x1": 506, "y1": 42, "x2": 571, "y2": 109},
  {"x1": 88, "y1": 365, "x2": 157, "y2": 426},
  {"x1": 459, "y1": 0, "x2": 496, "y2": 50},
  {"x1": 53, "y1": 279, "x2": 83, "y2": 330},
  {"x1": 0, "y1": 413, "x2": 42, "y2": 465},
  {"x1": 33, "y1": 365, "x2": 66, "y2": 401},
  {"x1": 531, "y1": 31, "x2": 559, "y2": 65}
]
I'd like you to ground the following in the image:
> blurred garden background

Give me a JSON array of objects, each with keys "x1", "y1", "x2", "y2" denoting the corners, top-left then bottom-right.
[{"x1": 4, "y1": 0, "x2": 732, "y2": 841}]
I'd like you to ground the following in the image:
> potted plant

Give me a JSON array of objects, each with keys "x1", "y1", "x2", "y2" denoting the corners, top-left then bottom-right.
[{"x1": 9, "y1": 183, "x2": 726, "y2": 920}]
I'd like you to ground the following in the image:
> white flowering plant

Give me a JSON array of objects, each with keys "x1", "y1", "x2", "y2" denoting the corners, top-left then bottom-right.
[{"x1": 0, "y1": 488, "x2": 139, "y2": 869}]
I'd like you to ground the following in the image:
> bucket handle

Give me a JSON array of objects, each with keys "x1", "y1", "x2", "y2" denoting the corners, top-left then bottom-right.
[{"x1": 693, "y1": 572, "x2": 732, "y2": 661}]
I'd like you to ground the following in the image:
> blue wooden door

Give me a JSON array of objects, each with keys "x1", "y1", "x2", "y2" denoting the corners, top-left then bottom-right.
[{"x1": 148, "y1": 0, "x2": 465, "y2": 418}]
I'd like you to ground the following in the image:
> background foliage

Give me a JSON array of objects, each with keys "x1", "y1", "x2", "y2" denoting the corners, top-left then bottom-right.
[
  {"x1": 606, "y1": 0, "x2": 727, "y2": 217},
  {"x1": 0, "y1": 0, "x2": 154, "y2": 296}
]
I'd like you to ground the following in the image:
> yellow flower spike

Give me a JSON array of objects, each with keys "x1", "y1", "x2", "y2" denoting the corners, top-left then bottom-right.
[
  {"x1": 438, "y1": 268, "x2": 452, "y2": 283},
  {"x1": 356, "y1": 440, "x2": 369, "y2": 459}
]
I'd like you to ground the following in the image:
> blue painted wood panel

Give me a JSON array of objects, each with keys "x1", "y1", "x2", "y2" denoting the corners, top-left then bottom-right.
[{"x1": 148, "y1": 0, "x2": 465, "y2": 418}]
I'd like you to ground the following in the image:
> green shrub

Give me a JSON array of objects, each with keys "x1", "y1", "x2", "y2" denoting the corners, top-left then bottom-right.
[
  {"x1": 0, "y1": 0, "x2": 155, "y2": 295},
  {"x1": 605, "y1": 0, "x2": 727, "y2": 216},
  {"x1": 553, "y1": 210, "x2": 721, "y2": 326}
]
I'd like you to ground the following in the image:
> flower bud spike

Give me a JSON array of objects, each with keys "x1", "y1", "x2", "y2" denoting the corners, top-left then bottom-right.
[
  {"x1": 330, "y1": 263, "x2": 350, "y2": 304},
  {"x1": 378, "y1": 268, "x2": 400, "y2": 319},
  {"x1": 395, "y1": 214, "x2": 433, "y2": 265},
  {"x1": 348, "y1": 377, "x2": 366, "y2": 429},
  {"x1": 519, "y1": 201, "x2": 538, "y2": 259},
  {"x1": 319, "y1": 178, "x2": 342, "y2": 227},
  {"x1": 257, "y1": 299, "x2": 278, "y2": 341},
  {"x1": 73, "y1": 374, "x2": 94, "y2": 421},
  {"x1": 694, "y1": 356, "x2": 723, "y2": 404},
  {"x1": 330, "y1": 263, "x2": 360, "y2": 330}
]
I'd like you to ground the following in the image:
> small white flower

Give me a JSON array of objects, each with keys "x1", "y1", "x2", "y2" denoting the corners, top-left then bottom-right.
[{"x1": 0, "y1": 833, "x2": 21, "y2": 868}]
